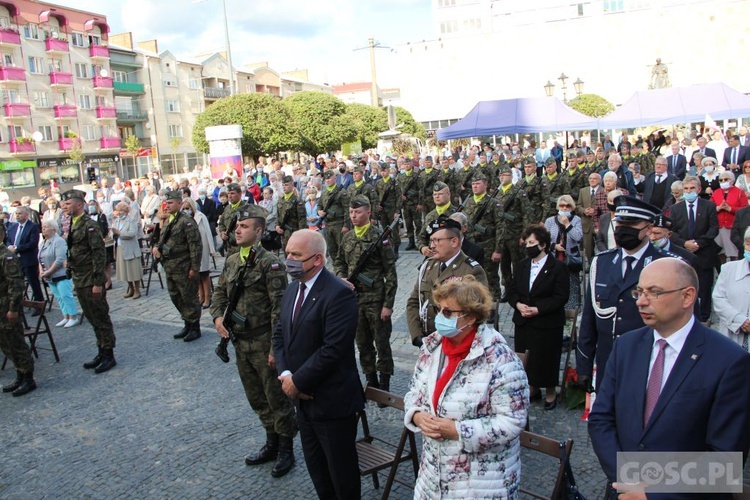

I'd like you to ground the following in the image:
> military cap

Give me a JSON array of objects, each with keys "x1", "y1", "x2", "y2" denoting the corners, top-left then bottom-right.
[
  {"x1": 353, "y1": 166, "x2": 364, "y2": 174},
  {"x1": 433, "y1": 181, "x2": 449, "y2": 192},
  {"x1": 613, "y1": 195, "x2": 660, "y2": 223},
  {"x1": 425, "y1": 155, "x2": 433, "y2": 161},
  {"x1": 523, "y1": 155, "x2": 536, "y2": 165},
  {"x1": 237, "y1": 205, "x2": 268, "y2": 221},
  {"x1": 282, "y1": 175, "x2": 294, "y2": 184},
  {"x1": 651, "y1": 214, "x2": 673, "y2": 229},
  {"x1": 60, "y1": 189, "x2": 86, "y2": 202},
  {"x1": 567, "y1": 149, "x2": 578, "y2": 157},
  {"x1": 545, "y1": 157, "x2": 557, "y2": 166},
  {"x1": 595, "y1": 147, "x2": 605, "y2": 153},
  {"x1": 427, "y1": 215, "x2": 462, "y2": 234},
  {"x1": 472, "y1": 173, "x2": 488, "y2": 183},
  {"x1": 349, "y1": 195, "x2": 371, "y2": 209},
  {"x1": 164, "y1": 190, "x2": 182, "y2": 200},
  {"x1": 323, "y1": 170, "x2": 336, "y2": 179},
  {"x1": 498, "y1": 165, "x2": 512, "y2": 175},
  {"x1": 226, "y1": 183, "x2": 242, "y2": 193}
]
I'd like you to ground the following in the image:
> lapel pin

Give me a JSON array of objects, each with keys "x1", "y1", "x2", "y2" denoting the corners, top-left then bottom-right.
[{"x1": 691, "y1": 354, "x2": 698, "y2": 360}]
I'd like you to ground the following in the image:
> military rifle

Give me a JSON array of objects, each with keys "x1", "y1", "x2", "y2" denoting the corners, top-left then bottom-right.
[
  {"x1": 215, "y1": 246, "x2": 258, "y2": 363},
  {"x1": 153, "y1": 212, "x2": 178, "y2": 271},
  {"x1": 470, "y1": 187, "x2": 500, "y2": 235},
  {"x1": 316, "y1": 186, "x2": 340, "y2": 230},
  {"x1": 347, "y1": 215, "x2": 399, "y2": 289}
]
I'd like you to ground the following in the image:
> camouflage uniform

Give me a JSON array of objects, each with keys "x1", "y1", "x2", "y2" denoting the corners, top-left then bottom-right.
[
  {"x1": 0, "y1": 243, "x2": 34, "y2": 376},
  {"x1": 397, "y1": 169, "x2": 421, "y2": 247},
  {"x1": 218, "y1": 200, "x2": 251, "y2": 257},
  {"x1": 566, "y1": 162, "x2": 586, "y2": 197},
  {"x1": 159, "y1": 210, "x2": 202, "y2": 326},
  {"x1": 275, "y1": 192, "x2": 306, "y2": 251},
  {"x1": 334, "y1": 217, "x2": 397, "y2": 379},
  {"x1": 518, "y1": 174, "x2": 550, "y2": 225},
  {"x1": 318, "y1": 181, "x2": 350, "y2": 260},
  {"x1": 375, "y1": 176, "x2": 402, "y2": 248},
  {"x1": 418, "y1": 204, "x2": 457, "y2": 252},
  {"x1": 478, "y1": 161, "x2": 501, "y2": 191},
  {"x1": 496, "y1": 181, "x2": 531, "y2": 292},
  {"x1": 347, "y1": 181, "x2": 377, "y2": 215},
  {"x1": 545, "y1": 172, "x2": 571, "y2": 218},
  {"x1": 438, "y1": 168, "x2": 457, "y2": 203},
  {"x1": 453, "y1": 165, "x2": 476, "y2": 204},
  {"x1": 418, "y1": 168, "x2": 441, "y2": 215},
  {"x1": 463, "y1": 188, "x2": 504, "y2": 299},
  {"x1": 210, "y1": 241, "x2": 296, "y2": 440}
]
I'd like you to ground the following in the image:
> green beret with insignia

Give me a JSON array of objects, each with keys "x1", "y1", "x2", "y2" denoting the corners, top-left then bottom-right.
[
  {"x1": 323, "y1": 170, "x2": 336, "y2": 179},
  {"x1": 353, "y1": 166, "x2": 364, "y2": 174},
  {"x1": 164, "y1": 190, "x2": 182, "y2": 200},
  {"x1": 226, "y1": 183, "x2": 242, "y2": 193},
  {"x1": 545, "y1": 157, "x2": 557, "y2": 166},
  {"x1": 61, "y1": 189, "x2": 86, "y2": 202},
  {"x1": 433, "y1": 181, "x2": 449, "y2": 192},
  {"x1": 282, "y1": 175, "x2": 294, "y2": 184},
  {"x1": 237, "y1": 205, "x2": 267, "y2": 221},
  {"x1": 523, "y1": 156, "x2": 536, "y2": 165},
  {"x1": 498, "y1": 165, "x2": 512, "y2": 175},
  {"x1": 349, "y1": 195, "x2": 370, "y2": 209},
  {"x1": 472, "y1": 173, "x2": 487, "y2": 182}
]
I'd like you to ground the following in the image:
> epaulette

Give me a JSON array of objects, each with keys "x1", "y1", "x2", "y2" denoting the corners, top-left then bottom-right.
[
  {"x1": 465, "y1": 257, "x2": 479, "y2": 267},
  {"x1": 596, "y1": 248, "x2": 618, "y2": 257}
]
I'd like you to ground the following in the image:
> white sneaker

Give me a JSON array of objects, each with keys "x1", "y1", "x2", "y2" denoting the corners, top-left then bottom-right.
[
  {"x1": 64, "y1": 317, "x2": 81, "y2": 328},
  {"x1": 56, "y1": 318, "x2": 69, "y2": 327}
]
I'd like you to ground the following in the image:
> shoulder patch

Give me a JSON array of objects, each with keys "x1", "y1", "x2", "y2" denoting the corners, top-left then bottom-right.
[
  {"x1": 6, "y1": 256, "x2": 13, "y2": 261},
  {"x1": 186, "y1": 222, "x2": 193, "y2": 227},
  {"x1": 270, "y1": 262, "x2": 280, "y2": 270},
  {"x1": 465, "y1": 257, "x2": 479, "y2": 267},
  {"x1": 87, "y1": 227, "x2": 95, "y2": 232},
  {"x1": 382, "y1": 239, "x2": 391, "y2": 246}
]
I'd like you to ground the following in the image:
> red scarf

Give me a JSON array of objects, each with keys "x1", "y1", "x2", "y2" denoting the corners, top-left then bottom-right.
[{"x1": 432, "y1": 327, "x2": 477, "y2": 411}]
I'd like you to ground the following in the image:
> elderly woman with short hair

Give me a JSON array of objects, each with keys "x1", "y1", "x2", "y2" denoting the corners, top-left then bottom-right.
[
  {"x1": 405, "y1": 275, "x2": 529, "y2": 498},
  {"x1": 38, "y1": 220, "x2": 80, "y2": 327},
  {"x1": 181, "y1": 197, "x2": 215, "y2": 308},
  {"x1": 112, "y1": 201, "x2": 143, "y2": 299},
  {"x1": 545, "y1": 194, "x2": 584, "y2": 310},
  {"x1": 712, "y1": 227, "x2": 750, "y2": 352}
]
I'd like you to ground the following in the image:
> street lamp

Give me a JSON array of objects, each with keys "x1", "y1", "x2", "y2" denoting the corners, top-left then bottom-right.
[
  {"x1": 558, "y1": 73, "x2": 568, "y2": 103},
  {"x1": 573, "y1": 78, "x2": 585, "y2": 96},
  {"x1": 543, "y1": 74, "x2": 584, "y2": 103},
  {"x1": 544, "y1": 80, "x2": 555, "y2": 97}
]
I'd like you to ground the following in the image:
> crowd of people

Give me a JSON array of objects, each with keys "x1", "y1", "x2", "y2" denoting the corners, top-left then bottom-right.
[{"x1": 0, "y1": 125, "x2": 749, "y2": 498}]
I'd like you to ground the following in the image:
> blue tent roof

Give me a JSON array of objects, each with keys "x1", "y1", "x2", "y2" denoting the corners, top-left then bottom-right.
[{"x1": 436, "y1": 97, "x2": 598, "y2": 140}]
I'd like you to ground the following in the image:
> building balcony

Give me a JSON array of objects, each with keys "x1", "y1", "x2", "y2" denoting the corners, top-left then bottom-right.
[
  {"x1": 116, "y1": 110, "x2": 148, "y2": 122},
  {"x1": 49, "y1": 71, "x2": 73, "y2": 86},
  {"x1": 9, "y1": 139, "x2": 35, "y2": 153},
  {"x1": 0, "y1": 27, "x2": 21, "y2": 46},
  {"x1": 93, "y1": 75, "x2": 113, "y2": 89},
  {"x1": 53, "y1": 104, "x2": 78, "y2": 118},
  {"x1": 113, "y1": 81, "x2": 145, "y2": 94},
  {"x1": 0, "y1": 66, "x2": 26, "y2": 83},
  {"x1": 96, "y1": 106, "x2": 117, "y2": 119},
  {"x1": 204, "y1": 87, "x2": 230, "y2": 99},
  {"x1": 58, "y1": 137, "x2": 77, "y2": 150},
  {"x1": 4, "y1": 102, "x2": 31, "y2": 117},
  {"x1": 89, "y1": 44, "x2": 109, "y2": 59},
  {"x1": 100, "y1": 137, "x2": 120, "y2": 149},
  {"x1": 45, "y1": 37, "x2": 69, "y2": 53}
]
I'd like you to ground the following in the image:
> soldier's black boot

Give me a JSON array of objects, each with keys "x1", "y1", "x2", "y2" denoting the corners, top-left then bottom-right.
[
  {"x1": 183, "y1": 322, "x2": 201, "y2": 342},
  {"x1": 245, "y1": 432, "x2": 279, "y2": 465},
  {"x1": 271, "y1": 436, "x2": 295, "y2": 478},
  {"x1": 365, "y1": 373, "x2": 380, "y2": 389},
  {"x1": 94, "y1": 349, "x2": 117, "y2": 374},
  {"x1": 12, "y1": 372, "x2": 36, "y2": 397},
  {"x1": 173, "y1": 321, "x2": 190, "y2": 339},
  {"x1": 2, "y1": 371, "x2": 23, "y2": 393},
  {"x1": 405, "y1": 237, "x2": 417, "y2": 251},
  {"x1": 379, "y1": 373, "x2": 391, "y2": 393},
  {"x1": 83, "y1": 349, "x2": 103, "y2": 369}
]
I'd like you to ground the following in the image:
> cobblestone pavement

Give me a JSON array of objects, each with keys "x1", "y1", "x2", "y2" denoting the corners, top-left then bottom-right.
[{"x1": 0, "y1": 248, "x2": 746, "y2": 498}]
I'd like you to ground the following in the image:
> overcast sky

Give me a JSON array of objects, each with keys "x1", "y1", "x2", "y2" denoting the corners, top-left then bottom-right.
[{"x1": 60, "y1": 0, "x2": 433, "y2": 87}]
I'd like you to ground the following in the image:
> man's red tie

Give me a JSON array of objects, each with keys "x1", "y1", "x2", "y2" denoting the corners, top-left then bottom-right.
[
  {"x1": 293, "y1": 282, "x2": 306, "y2": 324},
  {"x1": 644, "y1": 338, "x2": 668, "y2": 426}
]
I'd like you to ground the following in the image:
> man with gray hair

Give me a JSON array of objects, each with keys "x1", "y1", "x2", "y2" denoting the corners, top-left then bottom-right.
[
  {"x1": 602, "y1": 153, "x2": 636, "y2": 194},
  {"x1": 5, "y1": 206, "x2": 44, "y2": 305}
]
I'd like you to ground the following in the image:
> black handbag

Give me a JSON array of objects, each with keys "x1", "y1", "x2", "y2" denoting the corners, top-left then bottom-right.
[{"x1": 565, "y1": 251, "x2": 583, "y2": 272}]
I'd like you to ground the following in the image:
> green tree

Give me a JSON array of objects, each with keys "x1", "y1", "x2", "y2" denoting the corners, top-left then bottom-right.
[
  {"x1": 125, "y1": 135, "x2": 141, "y2": 175},
  {"x1": 345, "y1": 103, "x2": 388, "y2": 149},
  {"x1": 192, "y1": 93, "x2": 296, "y2": 159},
  {"x1": 284, "y1": 91, "x2": 357, "y2": 155},
  {"x1": 393, "y1": 106, "x2": 426, "y2": 140},
  {"x1": 170, "y1": 136, "x2": 182, "y2": 174},
  {"x1": 68, "y1": 137, "x2": 85, "y2": 184},
  {"x1": 568, "y1": 94, "x2": 615, "y2": 118}
]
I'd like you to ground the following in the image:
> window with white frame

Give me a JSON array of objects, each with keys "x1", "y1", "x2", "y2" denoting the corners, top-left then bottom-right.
[
  {"x1": 2, "y1": 53, "x2": 13, "y2": 67},
  {"x1": 33, "y1": 91, "x2": 50, "y2": 108},
  {"x1": 168, "y1": 124, "x2": 182, "y2": 138},
  {"x1": 27, "y1": 57, "x2": 44, "y2": 74},
  {"x1": 83, "y1": 125, "x2": 96, "y2": 140},
  {"x1": 78, "y1": 94, "x2": 91, "y2": 109},
  {"x1": 462, "y1": 18, "x2": 481, "y2": 31},
  {"x1": 8, "y1": 125, "x2": 22, "y2": 140},
  {"x1": 70, "y1": 32, "x2": 85, "y2": 47},
  {"x1": 37, "y1": 125, "x2": 53, "y2": 141},
  {"x1": 48, "y1": 58, "x2": 62, "y2": 72},
  {"x1": 188, "y1": 78, "x2": 200, "y2": 89},
  {"x1": 0, "y1": 17, "x2": 9, "y2": 28},
  {"x1": 23, "y1": 23, "x2": 40, "y2": 40},
  {"x1": 75, "y1": 63, "x2": 89, "y2": 79},
  {"x1": 166, "y1": 100, "x2": 179, "y2": 112},
  {"x1": 92, "y1": 64, "x2": 103, "y2": 76},
  {"x1": 3, "y1": 89, "x2": 19, "y2": 103},
  {"x1": 113, "y1": 70, "x2": 127, "y2": 82},
  {"x1": 96, "y1": 95, "x2": 107, "y2": 107},
  {"x1": 90, "y1": 35, "x2": 101, "y2": 46},
  {"x1": 58, "y1": 93, "x2": 72, "y2": 105},
  {"x1": 57, "y1": 125, "x2": 71, "y2": 139},
  {"x1": 440, "y1": 21, "x2": 458, "y2": 34}
]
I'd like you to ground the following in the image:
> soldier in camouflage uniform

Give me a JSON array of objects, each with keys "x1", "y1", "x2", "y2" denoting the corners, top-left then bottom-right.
[
  {"x1": 397, "y1": 158, "x2": 421, "y2": 250},
  {"x1": 347, "y1": 167, "x2": 377, "y2": 214},
  {"x1": 418, "y1": 155, "x2": 440, "y2": 216},
  {"x1": 318, "y1": 170, "x2": 350, "y2": 260},
  {"x1": 211, "y1": 206, "x2": 296, "y2": 478},
  {"x1": 375, "y1": 167, "x2": 402, "y2": 255},
  {"x1": 154, "y1": 190, "x2": 203, "y2": 342},
  {"x1": 438, "y1": 157, "x2": 457, "y2": 202},
  {"x1": 61, "y1": 189, "x2": 117, "y2": 373},
  {"x1": 496, "y1": 166, "x2": 531, "y2": 302},
  {"x1": 405, "y1": 216, "x2": 487, "y2": 347},
  {"x1": 518, "y1": 156, "x2": 550, "y2": 224},
  {"x1": 565, "y1": 151, "x2": 586, "y2": 196},
  {"x1": 217, "y1": 183, "x2": 251, "y2": 257},
  {"x1": 475, "y1": 154, "x2": 498, "y2": 193},
  {"x1": 418, "y1": 181, "x2": 457, "y2": 256},
  {"x1": 334, "y1": 196, "x2": 398, "y2": 392},
  {"x1": 453, "y1": 158, "x2": 475, "y2": 204},
  {"x1": 274, "y1": 176, "x2": 306, "y2": 251},
  {"x1": 463, "y1": 173, "x2": 504, "y2": 300},
  {"x1": 544, "y1": 157, "x2": 571, "y2": 218},
  {"x1": 633, "y1": 142, "x2": 655, "y2": 175},
  {"x1": 0, "y1": 221, "x2": 36, "y2": 396},
  {"x1": 486, "y1": 151, "x2": 504, "y2": 191}
]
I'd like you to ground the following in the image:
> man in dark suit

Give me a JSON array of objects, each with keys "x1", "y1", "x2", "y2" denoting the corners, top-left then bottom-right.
[
  {"x1": 721, "y1": 134, "x2": 750, "y2": 173},
  {"x1": 668, "y1": 176, "x2": 719, "y2": 322},
  {"x1": 589, "y1": 258, "x2": 750, "y2": 499},
  {"x1": 640, "y1": 156, "x2": 678, "y2": 211},
  {"x1": 5, "y1": 207, "x2": 43, "y2": 305},
  {"x1": 665, "y1": 142, "x2": 687, "y2": 179},
  {"x1": 577, "y1": 196, "x2": 668, "y2": 390},
  {"x1": 730, "y1": 204, "x2": 750, "y2": 252},
  {"x1": 196, "y1": 187, "x2": 217, "y2": 235},
  {"x1": 689, "y1": 136, "x2": 716, "y2": 166},
  {"x1": 272, "y1": 229, "x2": 364, "y2": 500}
]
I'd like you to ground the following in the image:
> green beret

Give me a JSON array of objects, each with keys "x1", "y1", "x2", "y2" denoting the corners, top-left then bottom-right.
[
  {"x1": 353, "y1": 167, "x2": 364, "y2": 174},
  {"x1": 433, "y1": 181, "x2": 449, "y2": 192},
  {"x1": 545, "y1": 157, "x2": 558, "y2": 166},
  {"x1": 164, "y1": 190, "x2": 182, "y2": 200},
  {"x1": 237, "y1": 205, "x2": 267, "y2": 221},
  {"x1": 498, "y1": 165, "x2": 512, "y2": 175},
  {"x1": 523, "y1": 156, "x2": 536, "y2": 165},
  {"x1": 60, "y1": 189, "x2": 86, "y2": 202},
  {"x1": 349, "y1": 195, "x2": 370, "y2": 209},
  {"x1": 472, "y1": 173, "x2": 487, "y2": 182},
  {"x1": 282, "y1": 176, "x2": 294, "y2": 184},
  {"x1": 226, "y1": 183, "x2": 242, "y2": 193},
  {"x1": 323, "y1": 170, "x2": 335, "y2": 179}
]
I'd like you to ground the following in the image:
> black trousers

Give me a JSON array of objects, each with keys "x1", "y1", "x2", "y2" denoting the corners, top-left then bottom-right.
[
  {"x1": 296, "y1": 411, "x2": 360, "y2": 500},
  {"x1": 22, "y1": 264, "x2": 44, "y2": 302},
  {"x1": 697, "y1": 265, "x2": 713, "y2": 322}
]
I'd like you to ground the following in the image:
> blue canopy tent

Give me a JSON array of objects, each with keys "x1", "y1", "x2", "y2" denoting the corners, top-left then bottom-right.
[
  {"x1": 436, "y1": 97, "x2": 598, "y2": 140},
  {"x1": 598, "y1": 82, "x2": 750, "y2": 129}
]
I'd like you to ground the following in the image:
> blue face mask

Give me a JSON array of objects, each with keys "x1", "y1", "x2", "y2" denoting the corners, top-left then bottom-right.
[
  {"x1": 434, "y1": 311, "x2": 468, "y2": 338},
  {"x1": 683, "y1": 192, "x2": 698, "y2": 202},
  {"x1": 744, "y1": 250, "x2": 750, "y2": 262},
  {"x1": 199, "y1": 194, "x2": 206, "y2": 201},
  {"x1": 558, "y1": 210, "x2": 571, "y2": 218}
]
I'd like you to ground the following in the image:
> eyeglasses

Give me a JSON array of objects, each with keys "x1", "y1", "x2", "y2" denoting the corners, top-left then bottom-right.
[
  {"x1": 429, "y1": 236, "x2": 456, "y2": 245},
  {"x1": 631, "y1": 287, "x2": 688, "y2": 301},
  {"x1": 431, "y1": 305, "x2": 466, "y2": 318},
  {"x1": 558, "y1": 203, "x2": 572, "y2": 208}
]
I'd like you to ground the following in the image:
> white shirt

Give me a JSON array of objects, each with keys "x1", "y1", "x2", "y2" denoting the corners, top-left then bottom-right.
[
  {"x1": 440, "y1": 250, "x2": 461, "y2": 270},
  {"x1": 648, "y1": 316, "x2": 694, "y2": 391},
  {"x1": 529, "y1": 253, "x2": 549, "y2": 289}
]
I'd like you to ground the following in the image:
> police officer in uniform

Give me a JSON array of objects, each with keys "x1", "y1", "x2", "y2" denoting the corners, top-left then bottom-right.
[
  {"x1": 274, "y1": 176, "x2": 306, "y2": 251},
  {"x1": 418, "y1": 181, "x2": 456, "y2": 256},
  {"x1": 334, "y1": 196, "x2": 398, "y2": 392},
  {"x1": 218, "y1": 183, "x2": 251, "y2": 257},
  {"x1": 463, "y1": 173, "x2": 504, "y2": 300},
  {"x1": 544, "y1": 157, "x2": 571, "y2": 218},
  {"x1": 0, "y1": 221, "x2": 36, "y2": 395},
  {"x1": 496, "y1": 166, "x2": 531, "y2": 302},
  {"x1": 318, "y1": 170, "x2": 350, "y2": 260},
  {"x1": 406, "y1": 216, "x2": 488, "y2": 347},
  {"x1": 347, "y1": 167, "x2": 377, "y2": 213},
  {"x1": 397, "y1": 158, "x2": 421, "y2": 250},
  {"x1": 211, "y1": 206, "x2": 296, "y2": 478},
  {"x1": 61, "y1": 189, "x2": 117, "y2": 373},
  {"x1": 519, "y1": 156, "x2": 550, "y2": 224},
  {"x1": 418, "y1": 156, "x2": 440, "y2": 217},
  {"x1": 154, "y1": 190, "x2": 203, "y2": 342},
  {"x1": 576, "y1": 195, "x2": 668, "y2": 391},
  {"x1": 375, "y1": 166, "x2": 402, "y2": 255}
]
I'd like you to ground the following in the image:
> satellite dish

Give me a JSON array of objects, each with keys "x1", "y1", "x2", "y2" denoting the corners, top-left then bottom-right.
[
  {"x1": 32, "y1": 131, "x2": 43, "y2": 142},
  {"x1": 99, "y1": 69, "x2": 109, "y2": 78}
]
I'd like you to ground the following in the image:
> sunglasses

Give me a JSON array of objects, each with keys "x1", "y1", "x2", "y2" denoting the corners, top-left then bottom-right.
[{"x1": 431, "y1": 305, "x2": 466, "y2": 318}]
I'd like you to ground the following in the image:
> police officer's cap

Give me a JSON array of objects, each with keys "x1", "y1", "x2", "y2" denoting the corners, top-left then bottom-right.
[
  {"x1": 613, "y1": 195, "x2": 660, "y2": 223},
  {"x1": 349, "y1": 195, "x2": 370, "y2": 209},
  {"x1": 282, "y1": 175, "x2": 294, "y2": 184},
  {"x1": 164, "y1": 190, "x2": 182, "y2": 200},
  {"x1": 429, "y1": 215, "x2": 462, "y2": 234},
  {"x1": 61, "y1": 189, "x2": 86, "y2": 202},
  {"x1": 472, "y1": 173, "x2": 487, "y2": 183},
  {"x1": 226, "y1": 183, "x2": 242, "y2": 193},
  {"x1": 545, "y1": 157, "x2": 557, "y2": 166},
  {"x1": 323, "y1": 170, "x2": 336, "y2": 179},
  {"x1": 651, "y1": 214, "x2": 673, "y2": 230},
  {"x1": 237, "y1": 205, "x2": 267, "y2": 221},
  {"x1": 433, "y1": 181, "x2": 449, "y2": 192}
]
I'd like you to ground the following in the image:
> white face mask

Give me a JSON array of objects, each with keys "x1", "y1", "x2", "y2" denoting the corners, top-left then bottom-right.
[
  {"x1": 720, "y1": 181, "x2": 732, "y2": 190},
  {"x1": 704, "y1": 166, "x2": 715, "y2": 173},
  {"x1": 651, "y1": 237, "x2": 668, "y2": 249}
]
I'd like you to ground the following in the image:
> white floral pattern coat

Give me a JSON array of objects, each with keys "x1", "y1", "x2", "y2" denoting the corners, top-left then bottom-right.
[{"x1": 404, "y1": 324, "x2": 530, "y2": 499}]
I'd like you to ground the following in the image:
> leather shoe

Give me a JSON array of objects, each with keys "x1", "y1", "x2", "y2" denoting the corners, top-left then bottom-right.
[
  {"x1": 183, "y1": 323, "x2": 201, "y2": 342},
  {"x1": 94, "y1": 350, "x2": 117, "y2": 374},
  {"x1": 245, "y1": 433, "x2": 279, "y2": 465},
  {"x1": 2, "y1": 372, "x2": 23, "y2": 393},
  {"x1": 271, "y1": 437, "x2": 295, "y2": 478},
  {"x1": 544, "y1": 398, "x2": 558, "y2": 411},
  {"x1": 173, "y1": 322, "x2": 190, "y2": 339},
  {"x1": 83, "y1": 350, "x2": 103, "y2": 369},
  {"x1": 12, "y1": 373, "x2": 36, "y2": 397}
]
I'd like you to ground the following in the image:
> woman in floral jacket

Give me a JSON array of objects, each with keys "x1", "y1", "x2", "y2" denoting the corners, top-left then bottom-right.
[{"x1": 404, "y1": 276, "x2": 529, "y2": 499}]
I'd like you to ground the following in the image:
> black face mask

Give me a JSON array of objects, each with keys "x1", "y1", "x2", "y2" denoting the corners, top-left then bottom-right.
[
  {"x1": 339, "y1": 167, "x2": 346, "y2": 174},
  {"x1": 525, "y1": 245, "x2": 542, "y2": 259},
  {"x1": 614, "y1": 225, "x2": 643, "y2": 251}
]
